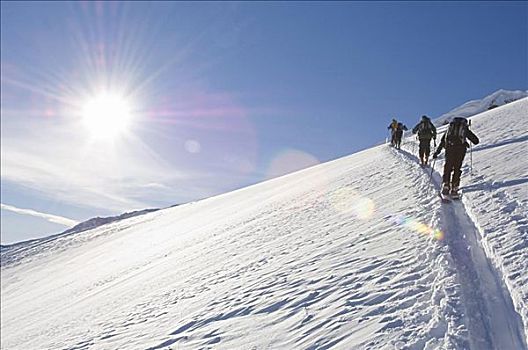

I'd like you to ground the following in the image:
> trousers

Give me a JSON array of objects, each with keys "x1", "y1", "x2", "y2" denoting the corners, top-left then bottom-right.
[
  {"x1": 419, "y1": 139, "x2": 431, "y2": 160},
  {"x1": 442, "y1": 147, "x2": 466, "y2": 188}
]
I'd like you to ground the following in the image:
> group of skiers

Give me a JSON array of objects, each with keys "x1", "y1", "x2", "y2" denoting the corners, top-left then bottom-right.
[
  {"x1": 388, "y1": 115, "x2": 479, "y2": 198},
  {"x1": 387, "y1": 119, "x2": 408, "y2": 149}
]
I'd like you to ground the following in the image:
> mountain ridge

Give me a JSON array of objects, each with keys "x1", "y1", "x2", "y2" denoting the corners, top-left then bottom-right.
[
  {"x1": 0, "y1": 207, "x2": 161, "y2": 251},
  {"x1": 434, "y1": 88, "x2": 527, "y2": 125}
]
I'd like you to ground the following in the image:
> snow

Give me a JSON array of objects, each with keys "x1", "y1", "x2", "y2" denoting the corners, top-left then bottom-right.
[
  {"x1": 402, "y1": 97, "x2": 528, "y2": 348},
  {"x1": 450, "y1": 98, "x2": 528, "y2": 346},
  {"x1": 1, "y1": 99, "x2": 527, "y2": 349},
  {"x1": 434, "y1": 89, "x2": 528, "y2": 126},
  {"x1": 0, "y1": 208, "x2": 159, "y2": 266}
]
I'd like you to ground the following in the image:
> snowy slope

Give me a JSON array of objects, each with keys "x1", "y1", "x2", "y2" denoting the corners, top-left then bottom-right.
[
  {"x1": 1, "y1": 100, "x2": 527, "y2": 350},
  {"x1": 433, "y1": 97, "x2": 528, "y2": 345},
  {"x1": 435, "y1": 89, "x2": 527, "y2": 125},
  {"x1": 401, "y1": 97, "x2": 528, "y2": 349},
  {"x1": 461, "y1": 98, "x2": 528, "y2": 347},
  {"x1": 0, "y1": 208, "x2": 164, "y2": 265},
  {"x1": 0, "y1": 208, "x2": 160, "y2": 266}
]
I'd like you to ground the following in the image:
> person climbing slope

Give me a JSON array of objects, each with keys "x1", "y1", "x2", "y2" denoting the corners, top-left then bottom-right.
[
  {"x1": 433, "y1": 117, "x2": 479, "y2": 198},
  {"x1": 412, "y1": 115, "x2": 436, "y2": 166},
  {"x1": 387, "y1": 118, "x2": 399, "y2": 147},
  {"x1": 394, "y1": 122, "x2": 408, "y2": 149}
]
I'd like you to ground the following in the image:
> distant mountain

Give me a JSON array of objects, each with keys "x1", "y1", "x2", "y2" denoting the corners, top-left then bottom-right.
[
  {"x1": 61, "y1": 208, "x2": 160, "y2": 236},
  {"x1": 0, "y1": 208, "x2": 161, "y2": 253},
  {"x1": 435, "y1": 89, "x2": 528, "y2": 125}
]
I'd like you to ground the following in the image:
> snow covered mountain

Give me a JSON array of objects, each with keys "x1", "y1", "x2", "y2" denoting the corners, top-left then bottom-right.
[
  {"x1": 435, "y1": 89, "x2": 527, "y2": 125},
  {"x1": 63, "y1": 208, "x2": 161, "y2": 236},
  {"x1": 1, "y1": 98, "x2": 527, "y2": 349}
]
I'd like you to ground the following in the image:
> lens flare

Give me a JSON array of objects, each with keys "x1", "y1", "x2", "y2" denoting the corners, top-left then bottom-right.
[
  {"x1": 266, "y1": 149, "x2": 320, "y2": 179},
  {"x1": 353, "y1": 196, "x2": 376, "y2": 220},
  {"x1": 184, "y1": 139, "x2": 201, "y2": 153},
  {"x1": 329, "y1": 187, "x2": 376, "y2": 220},
  {"x1": 391, "y1": 215, "x2": 444, "y2": 240}
]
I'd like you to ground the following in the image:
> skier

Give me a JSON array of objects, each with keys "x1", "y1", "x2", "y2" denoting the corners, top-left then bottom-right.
[
  {"x1": 387, "y1": 119, "x2": 399, "y2": 147},
  {"x1": 433, "y1": 117, "x2": 479, "y2": 198},
  {"x1": 394, "y1": 122, "x2": 408, "y2": 149},
  {"x1": 412, "y1": 115, "x2": 437, "y2": 166}
]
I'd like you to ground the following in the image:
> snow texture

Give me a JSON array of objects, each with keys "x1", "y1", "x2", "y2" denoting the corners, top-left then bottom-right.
[
  {"x1": 0, "y1": 208, "x2": 160, "y2": 260},
  {"x1": 1, "y1": 98, "x2": 527, "y2": 350}
]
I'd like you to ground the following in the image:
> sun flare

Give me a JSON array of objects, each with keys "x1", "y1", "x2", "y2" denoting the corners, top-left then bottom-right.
[{"x1": 82, "y1": 93, "x2": 132, "y2": 138}]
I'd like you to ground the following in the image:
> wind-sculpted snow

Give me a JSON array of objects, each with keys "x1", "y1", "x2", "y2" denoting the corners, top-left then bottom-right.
[
  {"x1": 2, "y1": 145, "x2": 467, "y2": 349},
  {"x1": 1, "y1": 99, "x2": 527, "y2": 350},
  {"x1": 402, "y1": 97, "x2": 528, "y2": 348},
  {"x1": 452, "y1": 98, "x2": 528, "y2": 345}
]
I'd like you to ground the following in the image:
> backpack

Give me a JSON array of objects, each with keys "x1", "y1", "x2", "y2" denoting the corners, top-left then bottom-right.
[
  {"x1": 418, "y1": 121, "x2": 434, "y2": 138},
  {"x1": 446, "y1": 117, "x2": 467, "y2": 146}
]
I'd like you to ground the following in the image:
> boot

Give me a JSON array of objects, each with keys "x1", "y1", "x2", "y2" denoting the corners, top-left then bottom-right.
[{"x1": 441, "y1": 183, "x2": 450, "y2": 195}]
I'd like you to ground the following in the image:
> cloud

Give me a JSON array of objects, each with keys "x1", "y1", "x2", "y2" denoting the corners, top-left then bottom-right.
[
  {"x1": 0, "y1": 114, "x2": 201, "y2": 212},
  {"x1": 1, "y1": 70, "x2": 259, "y2": 213},
  {"x1": 1, "y1": 203, "x2": 79, "y2": 227}
]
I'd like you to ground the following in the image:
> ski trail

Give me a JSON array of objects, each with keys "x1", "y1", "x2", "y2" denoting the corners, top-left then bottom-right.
[
  {"x1": 443, "y1": 199, "x2": 527, "y2": 349},
  {"x1": 391, "y1": 145, "x2": 527, "y2": 350}
]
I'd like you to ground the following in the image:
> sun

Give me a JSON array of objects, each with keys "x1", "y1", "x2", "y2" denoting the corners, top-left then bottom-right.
[{"x1": 81, "y1": 92, "x2": 132, "y2": 139}]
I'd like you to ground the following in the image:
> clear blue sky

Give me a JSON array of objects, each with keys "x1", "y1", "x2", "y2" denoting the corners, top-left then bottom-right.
[{"x1": 1, "y1": 1, "x2": 527, "y2": 243}]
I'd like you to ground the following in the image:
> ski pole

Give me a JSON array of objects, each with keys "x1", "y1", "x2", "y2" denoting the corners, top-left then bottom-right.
[
  {"x1": 430, "y1": 158, "x2": 436, "y2": 179},
  {"x1": 468, "y1": 119, "x2": 473, "y2": 176},
  {"x1": 470, "y1": 143, "x2": 473, "y2": 176}
]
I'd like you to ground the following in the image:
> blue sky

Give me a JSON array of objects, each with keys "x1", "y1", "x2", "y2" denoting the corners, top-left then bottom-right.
[{"x1": 1, "y1": 1, "x2": 527, "y2": 243}]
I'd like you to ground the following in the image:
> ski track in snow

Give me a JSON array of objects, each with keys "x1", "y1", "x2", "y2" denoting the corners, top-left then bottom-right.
[
  {"x1": 460, "y1": 99, "x2": 528, "y2": 348},
  {"x1": 393, "y1": 142, "x2": 526, "y2": 350}
]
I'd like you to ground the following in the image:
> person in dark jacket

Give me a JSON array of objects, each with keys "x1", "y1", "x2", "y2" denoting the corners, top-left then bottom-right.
[
  {"x1": 387, "y1": 119, "x2": 398, "y2": 147},
  {"x1": 394, "y1": 122, "x2": 408, "y2": 149},
  {"x1": 433, "y1": 117, "x2": 479, "y2": 195},
  {"x1": 412, "y1": 115, "x2": 437, "y2": 166}
]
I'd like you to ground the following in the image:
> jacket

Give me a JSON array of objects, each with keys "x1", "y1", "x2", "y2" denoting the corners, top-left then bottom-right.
[
  {"x1": 412, "y1": 120, "x2": 437, "y2": 140},
  {"x1": 435, "y1": 126, "x2": 479, "y2": 155}
]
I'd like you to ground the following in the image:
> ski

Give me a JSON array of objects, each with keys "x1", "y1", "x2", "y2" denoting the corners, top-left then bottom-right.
[
  {"x1": 439, "y1": 192, "x2": 451, "y2": 203},
  {"x1": 450, "y1": 192, "x2": 462, "y2": 200}
]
